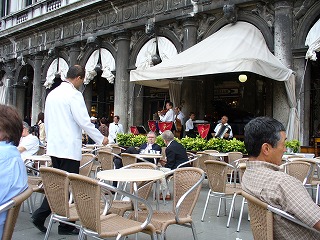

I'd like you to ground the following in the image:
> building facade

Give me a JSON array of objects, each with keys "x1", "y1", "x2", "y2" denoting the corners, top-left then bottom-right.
[{"x1": 0, "y1": 0, "x2": 319, "y2": 145}]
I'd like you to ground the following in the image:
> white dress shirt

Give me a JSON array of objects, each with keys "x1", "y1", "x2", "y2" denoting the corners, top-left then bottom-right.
[
  {"x1": 19, "y1": 134, "x2": 39, "y2": 158},
  {"x1": 45, "y1": 82, "x2": 104, "y2": 161},
  {"x1": 108, "y1": 122, "x2": 124, "y2": 144},
  {"x1": 185, "y1": 118, "x2": 194, "y2": 131},
  {"x1": 176, "y1": 111, "x2": 185, "y2": 125},
  {"x1": 159, "y1": 109, "x2": 175, "y2": 122}
]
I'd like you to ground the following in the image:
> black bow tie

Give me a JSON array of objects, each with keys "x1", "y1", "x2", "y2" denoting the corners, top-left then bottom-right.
[{"x1": 115, "y1": 123, "x2": 118, "y2": 125}]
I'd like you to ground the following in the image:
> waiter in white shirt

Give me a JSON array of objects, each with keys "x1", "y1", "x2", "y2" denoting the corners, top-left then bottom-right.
[{"x1": 108, "y1": 115, "x2": 124, "y2": 144}]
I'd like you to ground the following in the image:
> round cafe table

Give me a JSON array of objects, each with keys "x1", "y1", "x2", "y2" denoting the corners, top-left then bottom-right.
[{"x1": 97, "y1": 168, "x2": 165, "y2": 211}]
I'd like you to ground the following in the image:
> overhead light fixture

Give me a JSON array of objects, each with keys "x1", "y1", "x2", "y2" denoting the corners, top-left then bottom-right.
[{"x1": 238, "y1": 74, "x2": 247, "y2": 83}]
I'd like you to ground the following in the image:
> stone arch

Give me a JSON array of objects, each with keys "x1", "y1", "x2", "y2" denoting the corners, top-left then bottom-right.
[
  {"x1": 293, "y1": 1, "x2": 320, "y2": 49},
  {"x1": 79, "y1": 41, "x2": 116, "y2": 67},
  {"x1": 204, "y1": 11, "x2": 274, "y2": 51},
  {"x1": 129, "y1": 28, "x2": 182, "y2": 69},
  {"x1": 42, "y1": 50, "x2": 69, "y2": 79}
]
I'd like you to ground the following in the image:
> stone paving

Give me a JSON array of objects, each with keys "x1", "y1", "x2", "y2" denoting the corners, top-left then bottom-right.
[{"x1": 12, "y1": 179, "x2": 254, "y2": 240}]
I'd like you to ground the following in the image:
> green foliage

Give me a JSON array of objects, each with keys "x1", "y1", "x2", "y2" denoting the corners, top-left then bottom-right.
[
  {"x1": 155, "y1": 136, "x2": 165, "y2": 147},
  {"x1": 285, "y1": 139, "x2": 300, "y2": 153},
  {"x1": 116, "y1": 133, "x2": 247, "y2": 153},
  {"x1": 131, "y1": 135, "x2": 147, "y2": 147},
  {"x1": 205, "y1": 138, "x2": 224, "y2": 152},
  {"x1": 116, "y1": 133, "x2": 135, "y2": 146}
]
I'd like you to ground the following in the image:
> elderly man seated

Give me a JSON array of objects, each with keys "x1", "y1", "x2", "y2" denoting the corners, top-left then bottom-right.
[
  {"x1": 18, "y1": 121, "x2": 39, "y2": 160},
  {"x1": 113, "y1": 131, "x2": 162, "y2": 169},
  {"x1": 242, "y1": 117, "x2": 320, "y2": 239}
]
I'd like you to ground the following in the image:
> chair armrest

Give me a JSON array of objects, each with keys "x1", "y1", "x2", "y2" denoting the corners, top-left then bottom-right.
[
  {"x1": 177, "y1": 157, "x2": 198, "y2": 168},
  {"x1": 0, "y1": 200, "x2": 15, "y2": 213},
  {"x1": 267, "y1": 205, "x2": 320, "y2": 234},
  {"x1": 79, "y1": 157, "x2": 96, "y2": 169}
]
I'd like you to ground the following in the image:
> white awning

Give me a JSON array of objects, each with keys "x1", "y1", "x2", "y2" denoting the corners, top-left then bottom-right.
[
  {"x1": 130, "y1": 21, "x2": 298, "y2": 140},
  {"x1": 130, "y1": 21, "x2": 293, "y2": 89},
  {"x1": 305, "y1": 18, "x2": 320, "y2": 61},
  {"x1": 44, "y1": 58, "x2": 69, "y2": 89},
  {"x1": 135, "y1": 37, "x2": 178, "y2": 70},
  {"x1": 84, "y1": 48, "x2": 115, "y2": 84},
  {"x1": 0, "y1": 74, "x2": 8, "y2": 104}
]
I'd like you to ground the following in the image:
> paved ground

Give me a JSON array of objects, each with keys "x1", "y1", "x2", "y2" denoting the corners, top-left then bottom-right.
[{"x1": 12, "y1": 179, "x2": 254, "y2": 240}]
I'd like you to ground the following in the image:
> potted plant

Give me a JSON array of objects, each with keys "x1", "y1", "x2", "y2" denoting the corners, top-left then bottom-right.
[{"x1": 285, "y1": 139, "x2": 301, "y2": 153}]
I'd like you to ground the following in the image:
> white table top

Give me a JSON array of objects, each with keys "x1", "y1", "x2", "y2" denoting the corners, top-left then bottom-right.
[
  {"x1": 97, "y1": 169, "x2": 165, "y2": 182},
  {"x1": 131, "y1": 154, "x2": 162, "y2": 159},
  {"x1": 22, "y1": 155, "x2": 51, "y2": 161}
]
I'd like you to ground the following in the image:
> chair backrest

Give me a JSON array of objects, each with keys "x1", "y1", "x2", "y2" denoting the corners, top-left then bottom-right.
[
  {"x1": 2, "y1": 187, "x2": 33, "y2": 240},
  {"x1": 173, "y1": 167, "x2": 204, "y2": 218},
  {"x1": 123, "y1": 162, "x2": 157, "y2": 199},
  {"x1": 280, "y1": 161, "x2": 311, "y2": 184},
  {"x1": 68, "y1": 174, "x2": 104, "y2": 233},
  {"x1": 194, "y1": 153, "x2": 218, "y2": 172},
  {"x1": 161, "y1": 147, "x2": 167, "y2": 160},
  {"x1": 204, "y1": 160, "x2": 234, "y2": 192},
  {"x1": 111, "y1": 145, "x2": 125, "y2": 155},
  {"x1": 121, "y1": 153, "x2": 137, "y2": 167},
  {"x1": 97, "y1": 150, "x2": 115, "y2": 170},
  {"x1": 204, "y1": 150, "x2": 219, "y2": 154},
  {"x1": 69, "y1": 173, "x2": 153, "y2": 234},
  {"x1": 241, "y1": 191, "x2": 274, "y2": 240},
  {"x1": 80, "y1": 153, "x2": 96, "y2": 177},
  {"x1": 39, "y1": 167, "x2": 71, "y2": 217},
  {"x1": 227, "y1": 152, "x2": 243, "y2": 165},
  {"x1": 289, "y1": 158, "x2": 317, "y2": 184},
  {"x1": 37, "y1": 145, "x2": 46, "y2": 155}
]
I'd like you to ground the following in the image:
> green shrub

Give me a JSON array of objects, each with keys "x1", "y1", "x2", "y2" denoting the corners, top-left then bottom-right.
[
  {"x1": 116, "y1": 133, "x2": 247, "y2": 153},
  {"x1": 285, "y1": 139, "x2": 300, "y2": 153}
]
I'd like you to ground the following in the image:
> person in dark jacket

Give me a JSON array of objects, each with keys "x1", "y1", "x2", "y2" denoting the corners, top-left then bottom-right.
[{"x1": 160, "y1": 130, "x2": 189, "y2": 169}]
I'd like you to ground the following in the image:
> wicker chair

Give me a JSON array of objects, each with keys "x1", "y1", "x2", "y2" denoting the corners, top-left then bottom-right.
[
  {"x1": 111, "y1": 145, "x2": 126, "y2": 155},
  {"x1": 280, "y1": 161, "x2": 312, "y2": 184},
  {"x1": 68, "y1": 173, "x2": 157, "y2": 240},
  {"x1": 95, "y1": 151, "x2": 121, "y2": 178},
  {"x1": 39, "y1": 167, "x2": 80, "y2": 240},
  {"x1": 0, "y1": 187, "x2": 33, "y2": 240},
  {"x1": 134, "y1": 167, "x2": 205, "y2": 240},
  {"x1": 204, "y1": 150, "x2": 219, "y2": 154},
  {"x1": 110, "y1": 162, "x2": 157, "y2": 216},
  {"x1": 79, "y1": 153, "x2": 96, "y2": 177},
  {"x1": 121, "y1": 153, "x2": 139, "y2": 167},
  {"x1": 194, "y1": 152, "x2": 219, "y2": 173},
  {"x1": 241, "y1": 190, "x2": 320, "y2": 240},
  {"x1": 227, "y1": 152, "x2": 243, "y2": 183},
  {"x1": 24, "y1": 166, "x2": 44, "y2": 214},
  {"x1": 201, "y1": 160, "x2": 242, "y2": 228}
]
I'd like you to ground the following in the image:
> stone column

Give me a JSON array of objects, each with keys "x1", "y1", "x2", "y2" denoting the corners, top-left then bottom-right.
[
  {"x1": 4, "y1": 62, "x2": 15, "y2": 106},
  {"x1": 273, "y1": 1, "x2": 293, "y2": 127},
  {"x1": 31, "y1": 54, "x2": 44, "y2": 125},
  {"x1": 114, "y1": 32, "x2": 131, "y2": 133},
  {"x1": 13, "y1": 83, "x2": 26, "y2": 119},
  {"x1": 181, "y1": 18, "x2": 198, "y2": 118},
  {"x1": 69, "y1": 44, "x2": 81, "y2": 66}
]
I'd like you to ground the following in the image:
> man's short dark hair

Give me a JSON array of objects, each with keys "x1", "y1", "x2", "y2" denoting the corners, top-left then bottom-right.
[
  {"x1": 189, "y1": 112, "x2": 195, "y2": 116},
  {"x1": 114, "y1": 115, "x2": 120, "y2": 120},
  {"x1": 167, "y1": 101, "x2": 173, "y2": 107},
  {"x1": 244, "y1": 117, "x2": 285, "y2": 157},
  {"x1": 66, "y1": 65, "x2": 85, "y2": 79}
]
